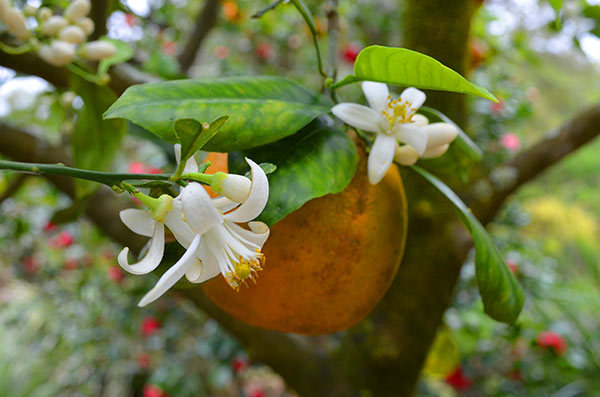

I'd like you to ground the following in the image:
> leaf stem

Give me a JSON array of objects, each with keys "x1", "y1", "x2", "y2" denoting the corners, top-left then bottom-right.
[
  {"x1": 0, "y1": 159, "x2": 170, "y2": 187},
  {"x1": 251, "y1": 0, "x2": 285, "y2": 18},
  {"x1": 290, "y1": 0, "x2": 326, "y2": 78}
]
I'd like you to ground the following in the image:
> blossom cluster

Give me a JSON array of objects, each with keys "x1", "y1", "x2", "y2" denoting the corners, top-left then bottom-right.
[
  {"x1": 0, "y1": 0, "x2": 116, "y2": 66},
  {"x1": 119, "y1": 147, "x2": 270, "y2": 307},
  {"x1": 332, "y1": 82, "x2": 458, "y2": 184}
]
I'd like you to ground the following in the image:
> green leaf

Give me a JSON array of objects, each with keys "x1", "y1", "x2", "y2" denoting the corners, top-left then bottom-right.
[
  {"x1": 97, "y1": 37, "x2": 135, "y2": 76},
  {"x1": 418, "y1": 106, "x2": 482, "y2": 182},
  {"x1": 332, "y1": 46, "x2": 497, "y2": 102},
  {"x1": 104, "y1": 76, "x2": 332, "y2": 152},
  {"x1": 70, "y1": 75, "x2": 126, "y2": 198},
  {"x1": 229, "y1": 118, "x2": 358, "y2": 226},
  {"x1": 411, "y1": 165, "x2": 525, "y2": 324},
  {"x1": 173, "y1": 116, "x2": 228, "y2": 163}
]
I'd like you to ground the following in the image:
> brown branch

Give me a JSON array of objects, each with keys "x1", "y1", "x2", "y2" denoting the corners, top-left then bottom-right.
[
  {"x1": 0, "y1": 52, "x2": 155, "y2": 94},
  {"x1": 325, "y1": 0, "x2": 339, "y2": 80},
  {"x1": 0, "y1": 174, "x2": 27, "y2": 204},
  {"x1": 474, "y1": 103, "x2": 600, "y2": 224},
  {"x1": 177, "y1": 0, "x2": 220, "y2": 73},
  {"x1": 89, "y1": 0, "x2": 110, "y2": 40}
]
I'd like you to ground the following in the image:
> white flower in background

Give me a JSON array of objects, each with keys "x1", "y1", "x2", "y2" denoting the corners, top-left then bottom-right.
[
  {"x1": 332, "y1": 81, "x2": 458, "y2": 184},
  {"x1": 118, "y1": 147, "x2": 270, "y2": 307}
]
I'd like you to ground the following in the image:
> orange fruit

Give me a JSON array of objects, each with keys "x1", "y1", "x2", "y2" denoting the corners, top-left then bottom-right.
[{"x1": 201, "y1": 143, "x2": 408, "y2": 334}]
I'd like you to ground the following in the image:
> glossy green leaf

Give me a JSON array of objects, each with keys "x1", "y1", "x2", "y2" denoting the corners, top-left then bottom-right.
[
  {"x1": 332, "y1": 46, "x2": 497, "y2": 102},
  {"x1": 70, "y1": 75, "x2": 126, "y2": 198},
  {"x1": 411, "y1": 165, "x2": 525, "y2": 324},
  {"x1": 97, "y1": 37, "x2": 135, "y2": 76},
  {"x1": 174, "y1": 116, "x2": 228, "y2": 163},
  {"x1": 229, "y1": 118, "x2": 358, "y2": 226},
  {"x1": 104, "y1": 76, "x2": 332, "y2": 151},
  {"x1": 418, "y1": 106, "x2": 482, "y2": 182}
]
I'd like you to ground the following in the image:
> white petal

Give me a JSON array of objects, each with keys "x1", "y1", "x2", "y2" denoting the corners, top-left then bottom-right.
[
  {"x1": 221, "y1": 174, "x2": 251, "y2": 203},
  {"x1": 120, "y1": 209, "x2": 154, "y2": 237},
  {"x1": 423, "y1": 123, "x2": 458, "y2": 149},
  {"x1": 368, "y1": 133, "x2": 396, "y2": 185},
  {"x1": 188, "y1": 241, "x2": 221, "y2": 283},
  {"x1": 212, "y1": 196, "x2": 239, "y2": 213},
  {"x1": 412, "y1": 114, "x2": 429, "y2": 127},
  {"x1": 185, "y1": 258, "x2": 203, "y2": 282},
  {"x1": 362, "y1": 81, "x2": 389, "y2": 114},
  {"x1": 118, "y1": 222, "x2": 165, "y2": 275},
  {"x1": 224, "y1": 158, "x2": 269, "y2": 223},
  {"x1": 174, "y1": 143, "x2": 199, "y2": 174},
  {"x1": 394, "y1": 145, "x2": 419, "y2": 166},
  {"x1": 400, "y1": 87, "x2": 426, "y2": 110},
  {"x1": 138, "y1": 234, "x2": 201, "y2": 307},
  {"x1": 225, "y1": 220, "x2": 270, "y2": 248},
  {"x1": 181, "y1": 183, "x2": 223, "y2": 235},
  {"x1": 421, "y1": 143, "x2": 450, "y2": 159},
  {"x1": 331, "y1": 103, "x2": 381, "y2": 133},
  {"x1": 164, "y1": 199, "x2": 195, "y2": 248},
  {"x1": 394, "y1": 124, "x2": 428, "y2": 155}
]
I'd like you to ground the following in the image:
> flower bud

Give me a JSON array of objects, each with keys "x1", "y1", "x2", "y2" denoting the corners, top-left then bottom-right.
[
  {"x1": 423, "y1": 122, "x2": 458, "y2": 149},
  {"x1": 0, "y1": 0, "x2": 10, "y2": 23},
  {"x1": 37, "y1": 7, "x2": 52, "y2": 21},
  {"x1": 6, "y1": 8, "x2": 31, "y2": 41},
  {"x1": 420, "y1": 144, "x2": 449, "y2": 159},
  {"x1": 59, "y1": 25, "x2": 85, "y2": 44},
  {"x1": 39, "y1": 40, "x2": 76, "y2": 66},
  {"x1": 77, "y1": 17, "x2": 94, "y2": 36},
  {"x1": 64, "y1": 0, "x2": 90, "y2": 21},
  {"x1": 24, "y1": 5, "x2": 37, "y2": 17},
  {"x1": 394, "y1": 144, "x2": 418, "y2": 166},
  {"x1": 220, "y1": 174, "x2": 252, "y2": 203},
  {"x1": 60, "y1": 91, "x2": 76, "y2": 107},
  {"x1": 41, "y1": 15, "x2": 67, "y2": 35},
  {"x1": 81, "y1": 40, "x2": 117, "y2": 60}
]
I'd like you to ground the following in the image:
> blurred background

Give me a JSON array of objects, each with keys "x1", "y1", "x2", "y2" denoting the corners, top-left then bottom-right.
[{"x1": 1, "y1": 0, "x2": 599, "y2": 395}]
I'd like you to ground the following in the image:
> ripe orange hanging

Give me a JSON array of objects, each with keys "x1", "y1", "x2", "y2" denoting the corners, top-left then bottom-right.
[{"x1": 201, "y1": 143, "x2": 408, "y2": 334}]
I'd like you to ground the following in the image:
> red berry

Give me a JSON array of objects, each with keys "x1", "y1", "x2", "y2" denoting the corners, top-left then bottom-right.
[
  {"x1": 143, "y1": 384, "x2": 166, "y2": 397},
  {"x1": 537, "y1": 331, "x2": 567, "y2": 355},
  {"x1": 506, "y1": 259, "x2": 518, "y2": 275},
  {"x1": 125, "y1": 13, "x2": 137, "y2": 27},
  {"x1": 128, "y1": 162, "x2": 147, "y2": 174},
  {"x1": 44, "y1": 222, "x2": 58, "y2": 232},
  {"x1": 342, "y1": 43, "x2": 361, "y2": 63},
  {"x1": 108, "y1": 265, "x2": 125, "y2": 283},
  {"x1": 50, "y1": 231, "x2": 74, "y2": 249},
  {"x1": 255, "y1": 42, "x2": 274, "y2": 60},
  {"x1": 445, "y1": 366, "x2": 473, "y2": 391},
  {"x1": 141, "y1": 316, "x2": 161, "y2": 337},
  {"x1": 231, "y1": 356, "x2": 249, "y2": 373}
]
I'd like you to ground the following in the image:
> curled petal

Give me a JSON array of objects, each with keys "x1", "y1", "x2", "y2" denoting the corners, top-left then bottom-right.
[
  {"x1": 362, "y1": 81, "x2": 389, "y2": 114},
  {"x1": 174, "y1": 143, "x2": 199, "y2": 174},
  {"x1": 185, "y1": 258, "x2": 205, "y2": 282},
  {"x1": 412, "y1": 114, "x2": 429, "y2": 127},
  {"x1": 181, "y1": 183, "x2": 223, "y2": 235},
  {"x1": 212, "y1": 196, "x2": 239, "y2": 213},
  {"x1": 120, "y1": 209, "x2": 154, "y2": 237},
  {"x1": 394, "y1": 124, "x2": 427, "y2": 155},
  {"x1": 331, "y1": 103, "x2": 381, "y2": 133},
  {"x1": 224, "y1": 158, "x2": 269, "y2": 223},
  {"x1": 164, "y1": 199, "x2": 195, "y2": 248},
  {"x1": 188, "y1": 240, "x2": 221, "y2": 283},
  {"x1": 225, "y1": 220, "x2": 270, "y2": 248},
  {"x1": 138, "y1": 234, "x2": 201, "y2": 307},
  {"x1": 401, "y1": 87, "x2": 426, "y2": 110},
  {"x1": 118, "y1": 222, "x2": 165, "y2": 275},
  {"x1": 394, "y1": 145, "x2": 419, "y2": 165},
  {"x1": 368, "y1": 133, "x2": 396, "y2": 185},
  {"x1": 421, "y1": 143, "x2": 450, "y2": 159},
  {"x1": 423, "y1": 122, "x2": 458, "y2": 149}
]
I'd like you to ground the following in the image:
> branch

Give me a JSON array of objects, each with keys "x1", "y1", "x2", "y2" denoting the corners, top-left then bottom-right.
[
  {"x1": 473, "y1": 103, "x2": 600, "y2": 223},
  {"x1": 0, "y1": 52, "x2": 156, "y2": 94},
  {"x1": 0, "y1": 174, "x2": 27, "y2": 204},
  {"x1": 325, "y1": 0, "x2": 339, "y2": 81},
  {"x1": 177, "y1": 0, "x2": 220, "y2": 73},
  {"x1": 0, "y1": 121, "x2": 351, "y2": 396},
  {"x1": 89, "y1": 0, "x2": 110, "y2": 40}
]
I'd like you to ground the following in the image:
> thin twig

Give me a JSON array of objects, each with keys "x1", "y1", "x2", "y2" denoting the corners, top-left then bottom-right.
[
  {"x1": 252, "y1": 0, "x2": 285, "y2": 18},
  {"x1": 177, "y1": 0, "x2": 221, "y2": 73}
]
